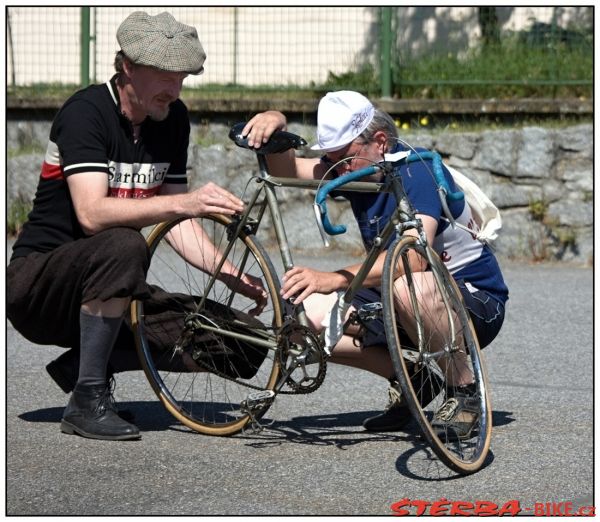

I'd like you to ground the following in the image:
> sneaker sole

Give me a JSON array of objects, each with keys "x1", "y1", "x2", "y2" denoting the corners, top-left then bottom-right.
[{"x1": 60, "y1": 420, "x2": 141, "y2": 441}]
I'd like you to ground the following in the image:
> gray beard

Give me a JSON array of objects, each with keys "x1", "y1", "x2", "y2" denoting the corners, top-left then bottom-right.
[{"x1": 149, "y1": 106, "x2": 170, "y2": 122}]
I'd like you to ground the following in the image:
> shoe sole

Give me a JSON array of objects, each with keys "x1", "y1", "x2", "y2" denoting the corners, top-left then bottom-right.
[
  {"x1": 60, "y1": 420, "x2": 141, "y2": 441},
  {"x1": 362, "y1": 414, "x2": 412, "y2": 432},
  {"x1": 363, "y1": 424, "x2": 410, "y2": 432}
]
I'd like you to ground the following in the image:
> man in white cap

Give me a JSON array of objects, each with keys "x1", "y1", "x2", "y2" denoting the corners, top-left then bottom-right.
[
  {"x1": 7, "y1": 11, "x2": 265, "y2": 441},
  {"x1": 242, "y1": 92, "x2": 508, "y2": 433}
]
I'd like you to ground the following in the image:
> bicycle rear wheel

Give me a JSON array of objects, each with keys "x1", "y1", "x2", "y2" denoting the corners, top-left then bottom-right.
[
  {"x1": 382, "y1": 235, "x2": 492, "y2": 474},
  {"x1": 131, "y1": 215, "x2": 283, "y2": 436}
]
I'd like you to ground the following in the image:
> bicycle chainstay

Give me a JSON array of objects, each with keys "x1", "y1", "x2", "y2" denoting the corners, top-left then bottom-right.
[{"x1": 181, "y1": 316, "x2": 328, "y2": 396}]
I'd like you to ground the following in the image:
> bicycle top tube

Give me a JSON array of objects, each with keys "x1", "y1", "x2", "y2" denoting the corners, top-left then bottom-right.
[
  {"x1": 228, "y1": 121, "x2": 464, "y2": 235},
  {"x1": 266, "y1": 175, "x2": 386, "y2": 192}
]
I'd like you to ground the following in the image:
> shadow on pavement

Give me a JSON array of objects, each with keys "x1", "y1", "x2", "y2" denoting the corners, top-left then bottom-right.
[
  {"x1": 238, "y1": 410, "x2": 424, "y2": 450},
  {"x1": 17, "y1": 401, "x2": 178, "y2": 432},
  {"x1": 395, "y1": 444, "x2": 496, "y2": 482}
]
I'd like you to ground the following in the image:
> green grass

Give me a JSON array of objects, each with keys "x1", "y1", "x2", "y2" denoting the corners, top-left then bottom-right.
[
  {"x1": 7, "y1": 196, "x2": 32, "y2": 237},
  {"x1": 7, "y1": 83, "x2": 325, "y2": 103},
  {"x1": 393, "y1": 38, "x2": 592, "y2": 99},
  {"x1": 7, "y1": 34, "x2": 592, "y2": 104},
  {"x1": 8, "y1": 143, "x2": 45, "y2": 158}
]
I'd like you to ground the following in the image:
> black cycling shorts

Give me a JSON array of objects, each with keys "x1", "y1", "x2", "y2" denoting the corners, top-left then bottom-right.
[{"x1": 352, "y1": 281, "x2": 505, "y2": 349}]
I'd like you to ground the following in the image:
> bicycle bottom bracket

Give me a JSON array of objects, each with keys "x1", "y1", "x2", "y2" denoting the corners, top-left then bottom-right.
[{"x1": 278, "y1": 323, "x2": 327, "y2": 394}]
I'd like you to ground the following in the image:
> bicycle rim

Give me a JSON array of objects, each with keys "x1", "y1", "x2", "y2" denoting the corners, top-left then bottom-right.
[
  {"x1": 131, "y1": 215, "x2": 283, "y2": 436},
  {"x1": 382, "y1": 235, "x2": 492, "y2": 474}
]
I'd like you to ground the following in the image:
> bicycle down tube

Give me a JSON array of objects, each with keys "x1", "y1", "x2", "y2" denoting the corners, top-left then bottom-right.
[{"x1": 133, "y1": 125, "x2": 493, "y2": 474}]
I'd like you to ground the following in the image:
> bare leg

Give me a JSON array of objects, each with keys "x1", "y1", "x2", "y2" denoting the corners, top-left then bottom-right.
[
  {"x1": 82, "y1": 297, "x2": 130, "y2": 318},
  {"x1": 393, "y1": 271, "x2": 472, "y2": 386},
  {"x1": 329, "y1": 337, "x2": 394, "y2": 379},
  {"x1": 302, "y1": 293, "x2": 393, "y2": 379}
]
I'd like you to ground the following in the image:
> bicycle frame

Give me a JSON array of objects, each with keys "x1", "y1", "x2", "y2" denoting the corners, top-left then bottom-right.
[
  {"x1": 191, "y1": 152, "x2": 433, "y2": 360},
  {"x1": 135, "y1": 130, "x2": 491, "y2": 472}
]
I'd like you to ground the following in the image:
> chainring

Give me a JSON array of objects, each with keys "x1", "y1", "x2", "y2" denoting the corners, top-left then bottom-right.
[{"x1": 277, "y1": 323, "x2": 327, "y2": 394}]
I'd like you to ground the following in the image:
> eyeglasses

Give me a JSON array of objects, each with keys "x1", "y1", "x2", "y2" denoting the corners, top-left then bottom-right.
[{"x1": 322, "y1": 141, "x2": 368, "y2": 172}]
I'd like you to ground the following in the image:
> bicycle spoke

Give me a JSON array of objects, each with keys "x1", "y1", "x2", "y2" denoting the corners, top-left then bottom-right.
[
  {"x1": 132, "y1": 216, "x2": 283, "y2": 435},
  {"x1": 383, "y1": 236, "x2": 491, "y2": 474}
]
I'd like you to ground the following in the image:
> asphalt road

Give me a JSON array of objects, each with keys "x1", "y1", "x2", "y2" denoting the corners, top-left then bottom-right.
[{"x1": 5, "y1": 253, "x2": 594, "y2": 516}]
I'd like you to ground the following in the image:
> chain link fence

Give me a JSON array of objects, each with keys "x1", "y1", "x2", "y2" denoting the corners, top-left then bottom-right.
[
  {"x1": 7, "y1": 7, "x2": 377, "y2": 88},
  {"x1": 7, "y1": 6, "x2": 593, "y2": 97}
]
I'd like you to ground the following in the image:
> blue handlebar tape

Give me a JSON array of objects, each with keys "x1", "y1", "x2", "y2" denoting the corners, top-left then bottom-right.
[
  {"x1": 405, "y1": 151, "x2": 464, "y2": 202},
  {"x1": 315, "y1": 154, "x2": 464, "y2": 236},
  {"x1": 316, "y1": 166, "x2": 378, "y2": 235}
]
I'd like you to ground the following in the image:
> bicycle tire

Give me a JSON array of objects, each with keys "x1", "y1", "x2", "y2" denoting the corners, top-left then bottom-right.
[
  {"x1": 382, "y1": 235, "x2": 492, "y2": 474},
  {"x1": 131, "y1": 215, "x2": 283, "y2": 436}
]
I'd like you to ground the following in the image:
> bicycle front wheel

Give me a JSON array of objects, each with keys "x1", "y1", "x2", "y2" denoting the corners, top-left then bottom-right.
[
  {"x1": 382, "y1": 235, "x2": 492, "y2": 474},
  {"x1": 131, "y1": 215, "x2": 283, "y2": 436}
]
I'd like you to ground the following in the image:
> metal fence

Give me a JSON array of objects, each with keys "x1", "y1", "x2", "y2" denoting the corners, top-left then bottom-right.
[{"x1": 6, "y1": 6, "x2": 593, "y2": 96}]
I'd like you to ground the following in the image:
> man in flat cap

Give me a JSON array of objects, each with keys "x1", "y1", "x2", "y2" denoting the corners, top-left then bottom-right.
[{"x1": 7, "y1": 11, "x2": 264, "y2": 441}]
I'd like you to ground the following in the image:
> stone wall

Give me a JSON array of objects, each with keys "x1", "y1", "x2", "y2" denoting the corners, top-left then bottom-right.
[{"x1": 7, "y1": 119, "x2": 593, "y2": 265}]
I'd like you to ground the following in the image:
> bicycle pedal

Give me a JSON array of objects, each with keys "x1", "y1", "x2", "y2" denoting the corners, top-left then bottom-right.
[
  {"x1": 357, "y1": 302, "x2": 383, "y2": 321},
  {"x1": 240, "y1": 390, "x2": 275, "y2": 412}
]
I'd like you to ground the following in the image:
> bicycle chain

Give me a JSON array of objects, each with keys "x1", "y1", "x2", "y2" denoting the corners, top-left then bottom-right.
[{"x1": 183, "y1": 320, "x2": 326, "y2": 396}]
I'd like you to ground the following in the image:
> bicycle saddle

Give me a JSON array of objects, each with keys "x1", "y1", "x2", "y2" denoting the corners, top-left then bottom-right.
[{"x1": 229, "y1": 122, "x2": 307, "y2": 154}]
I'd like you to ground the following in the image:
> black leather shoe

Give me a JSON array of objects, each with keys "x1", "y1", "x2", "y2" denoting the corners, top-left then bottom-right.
[
  {"x1": 46, "y1": 350, "x2": 79, "y2": 394},
  {"x1": 46, "y1": 350, "x2": 135, "y2": 422},
  {"x1": 60, "y1": 383, "x2": 141, "y2": 441}
]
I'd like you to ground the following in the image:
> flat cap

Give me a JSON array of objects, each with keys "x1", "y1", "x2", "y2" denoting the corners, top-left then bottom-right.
[{"x1": 117, "y1": 11, "x2": 206, "y2": 74}]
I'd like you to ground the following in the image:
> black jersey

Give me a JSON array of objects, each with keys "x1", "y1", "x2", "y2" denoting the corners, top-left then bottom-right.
[{"x1": 11, "y1": 75, "x2": 190, "y2": 259}]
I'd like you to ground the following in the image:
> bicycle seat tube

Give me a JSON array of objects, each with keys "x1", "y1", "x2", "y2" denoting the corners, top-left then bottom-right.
[
  {"x1": 255, "y1": 153, "x2": 312, "y2": 327},
  {"x1": 387, "y1": 169, "x2": 427, "y2": 242}
]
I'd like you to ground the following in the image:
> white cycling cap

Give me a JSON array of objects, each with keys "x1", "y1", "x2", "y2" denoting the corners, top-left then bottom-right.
[{"x1": 310, "y1": 91, "x2": 375, "y2": 152}]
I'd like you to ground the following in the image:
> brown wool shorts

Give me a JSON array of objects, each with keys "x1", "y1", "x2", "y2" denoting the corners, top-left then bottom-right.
[{"x1": 7, "y1": 227, "x2": 151, "y2": 348}]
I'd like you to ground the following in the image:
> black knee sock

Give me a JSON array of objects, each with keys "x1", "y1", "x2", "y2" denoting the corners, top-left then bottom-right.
[{"x1": 77, "y1": 312, "x2": 123, "y2": 387}]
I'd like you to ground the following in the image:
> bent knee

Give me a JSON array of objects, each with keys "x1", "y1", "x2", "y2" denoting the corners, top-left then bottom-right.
[
  {"x1": 95, "y1": 228, "x2": 150, "y2": 265},
  {"x1": 303, "y1": 292, "x2": 340, "y2": 331}
]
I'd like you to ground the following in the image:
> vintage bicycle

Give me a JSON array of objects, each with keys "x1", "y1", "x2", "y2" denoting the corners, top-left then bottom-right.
[{"x1": 130, "y1": 123, "x2": 492, "y2": 475}]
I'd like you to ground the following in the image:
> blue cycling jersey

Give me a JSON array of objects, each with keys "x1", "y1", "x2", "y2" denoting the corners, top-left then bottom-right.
[{"x1": 327, "y1": 143, "x2": 509, "y2": 305}]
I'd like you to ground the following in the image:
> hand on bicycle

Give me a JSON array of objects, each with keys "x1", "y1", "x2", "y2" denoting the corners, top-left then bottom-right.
[
  {"x1": 221, "y1": 272, "x2": 269, "y2": 316},
  {"x1": 184, "y1": 182, "x2": 244, "y2": 216},
  {"x1": 242, "y1": 111, "x2": 287, "y2": 148},
  {"x1": 281, "y1": 266, "x2": 346, "y2": 304}
]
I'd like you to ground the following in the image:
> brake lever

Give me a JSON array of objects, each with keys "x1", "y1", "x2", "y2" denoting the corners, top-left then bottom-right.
[{"x1": 313, "y1": 203, "x2": 331, "y2": 247}]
